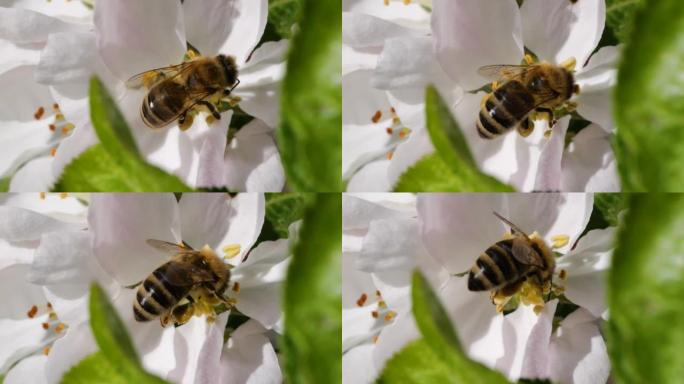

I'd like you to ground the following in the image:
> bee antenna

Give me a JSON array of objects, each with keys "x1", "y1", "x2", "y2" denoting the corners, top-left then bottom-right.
[{"x1": 492, "y1": 211, "x2": 529, "y2": 237}]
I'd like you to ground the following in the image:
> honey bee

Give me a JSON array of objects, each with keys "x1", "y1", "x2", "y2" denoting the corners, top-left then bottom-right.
[
  {"x1": 133, "y1": 239, "x2": 231, "y2": 327},
  {"x1": 476, "y1": 59, "x2": 579, "y2": 139},
  {"x1": 467, "y1": 212, "x2": 555, "y2": 304},
  {"x1": 126, "y1": 54, "x2": 239, "y2": 129}
]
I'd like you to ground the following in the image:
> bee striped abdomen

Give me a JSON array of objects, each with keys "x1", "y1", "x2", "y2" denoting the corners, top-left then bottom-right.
[
  {"x1": 134, "y1": 266, "x2": 189, "y2": 322},
  {"x1": 141, "y1": 82, "x2": 187, "y2": 128},
  {"x1": 477, "y1": 80, "x2": 535, "y2": 139},
  {"x1": 468, "y1": 240, "x2": 526, "y2": 292}
]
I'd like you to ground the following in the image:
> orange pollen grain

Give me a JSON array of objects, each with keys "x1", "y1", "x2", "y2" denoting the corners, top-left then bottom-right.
[
  {"x1": 27, "y1": 305, "x2": 38, "y2": 318},
  {"x1": 386, "y1": 127, "x2": 393, "y2": 135},
  {"x1": 390, "y1": 107, "x2": 396, "y2": 113},
  {"x1": 371, "y1": 311, "x2": 379, "y2": 318},
  {"x1": 53, "y1": 103, "x2": 59, "y2": 110},
  {"x1": 55, "y1": 323, "x2": 66, "y2": 333},
  {"x1": 371, "y1": 110, "x2": 382, "y2": 123},
  {"x1": 43, "y1": 346, "x2": 51, "y2": 356},
  {"x1": 47, "y1": 302, "x2": 53, "y2": 309},
  {"x1": 34, "y1": 107, "x2": 45, "y2": 120},
  {"x1": 384, "y1": 310, "x2": 397, "y2": 322},
  {"x1": 49, "y1": 124, "x2": 56, "y2": 132},
  {"x1": 50, "y1": 148, "x2": 57, "y2": 157},
  {"x1": 232, "y1": 282, "x2": 241, "y2": 292},
  {"x1": 356, "y1": 293, "x2": 368, "y2": 307},
  {"x1": 376, "y1": 290, "x2": 381, "y2": 297},
  {"x1": 42, "y1": 323, "x2": 49, "y2": 330}
]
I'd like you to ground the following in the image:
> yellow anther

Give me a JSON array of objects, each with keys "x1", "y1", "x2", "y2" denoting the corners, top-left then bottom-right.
[
  {"x1": 61, "y1": 123, "x2": 75, "y2": 136},
  {"x1": 222, "y1": 244, "x2": 241, "y2": 259},
  {"x1": 491, "y1": 81, "x2": 499, "y2": 90},
  {"x1": 384, "y1": 310, "x2": 397, "y2": 322},
  {"x1": 59, "y1": 193, "x2": 68, "y2": 199},
  {"x1": 378, "y1": 300, "x2": 387, "y2": 309},
  {"x1": 524, "y1": 54, "x2": 535, "y2": 65},
  {"x1": 39, "y1": 192, "x2": 46, "y2": 200},
  {"x1": 398, "y1": 127, "x2": 412, "y2": 139},
  {"x1": 551, "y1": 234, "x2": 570, "y2": 249},
  {"x1": 560, "y1": 57, "x2": 577, "y2": 71}
]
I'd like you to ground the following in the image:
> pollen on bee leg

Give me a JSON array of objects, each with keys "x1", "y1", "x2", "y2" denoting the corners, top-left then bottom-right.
[
  {"x1": 222, "y1": 244, "x2": 241, "y2": 259},
  {"x1": 551, "y1": 234, "x2": 570, "y2": 249}
]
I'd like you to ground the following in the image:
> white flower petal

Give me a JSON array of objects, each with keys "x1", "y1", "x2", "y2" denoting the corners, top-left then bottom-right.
[
  {"x1": 220, "y1": 320, "x2": 282, "y2": 384},
  {"x1": 94, "y1": 0, "x2": 186, "y2": 81},
  {"x1": 28, "y1": 230, "x2": 93, "y2": 285},
  {"x1": 343, "y1": 0, "x2": 430, "y2": 26},
  {"x1": 342, "y1": 306, "x2": 378, "y2": 352},
  {"x1": 496, "y1": 300, "x2": 558, "y2": 381},
  {"x1": 35, "y1": 31, "x2": 96, "y2": 84},
  {"x1": 216, "y1": 0, "x2": 268, "y2": 65},
  {"x1": 234, "y1": 282, "x2": 284, "y2": 331},
  {"x1": 223, "y1": 119, "x2": 285, "y2": 192},
  {"x1": 347, "y1": 160, "x2": 391, "y2": 192},
  {"x1": 216, "y1": 193, "x2": 265, "y2": 266},
  {"x1": 236, "y1": 40, "x2": 288, "y2": 89},
  {"x1": 342, "y1": 194, "x2": 412, "y2": 230},
  {"x1": 0, "y1": 7, "x2": 74, "y2": 44},
  {"x1": 357, "y1": 218, "x2": 419, "y2": 272},
  {"x1": 9, "y1": 156, "x2": 55, "y2": 192},
  {"x1": 549, "y1": 308, "x2": 610, "y2": 384},
  {"x1": 0, "y1": 206, "x2": 77, "y2": 242},
  {"x1": 343, "y1": 251, "x2": 379, "y2": 310},
  {"x1": 562, "y1": 124, "x2": 619, "y2": 192},
  {"x1": 0, "y1": 192, "x2": 86, "y2": 218},
  {"x1": 0, "y1": 39, "x2": 41, "y2": 76},
  {"x1": 342, "y1": 12, "x2": 422, "y2": 50},
  {"x1": 342, "y1": 344, "x2": 377, "y2": 384},
  {"x1": 89, "y1": 193, "x2": 181, "y2": 286},
  {"x1": 0, "y1": 239, "x2": 34, "y2": 270},
  {"x1": 557, "y1": 227, "x2": 614, "y2": 318},
  {"x1": 183, "y1": 0, "x2": 246, "y2": 57},
  {"x1": 233, "y1": 239, "x2": 290, "y2": 287},
  {"x1": 575, "y1": 46, "x2": 620, "y2": 131},
  {"x1": 386, "y1": 124, "x2": 433, "y2": 188},
  {"x1": 521, "y1": 0, "x2": 605, "y2": 67},
  {"x1": 195, "y1": 112, "x2": 231, "y2": 189},
  {"x1": 372, "y1": 36, "x2": 438, "y2": 90},
  {"x1": 432, "y1": 0, "x2": 523, "y2": 89},
  {"x1": 10, "y1": 0, "x2": 92, "y2": 22},
  {"x1": 4, "y1": 354, "x2": 47, "y2": 384},
  {"x1": 178, "y1": 192, "x2": 231, "y2": 251},
  {"x1": 533, "y1": 117, "x2": 569, "y2": 192},
  {"x1": 169, "y1": 311, "x2": 229, "y2": 384}
]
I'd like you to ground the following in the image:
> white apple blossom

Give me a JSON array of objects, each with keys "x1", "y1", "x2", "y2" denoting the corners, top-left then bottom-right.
[
  {"x1": 342, "y1": 0, "x2": 442, "y2": 191},
  {"x1": 0, "y1": 193, "x2": 287, "y2": 384},
  {"x1": 1, "y1": 0, "x2": 286, "y2": 191},
  {"x1": 343, "y1": 193, "x2": 613, "y2": 383},
  {"x1": 343, "y1": 0, "x2": 620, "y2": 192}
]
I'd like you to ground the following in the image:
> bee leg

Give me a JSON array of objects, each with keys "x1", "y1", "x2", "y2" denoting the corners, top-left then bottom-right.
[
  {"x1": 179, "y1": 111, "x2": 195, "y2": 131},
  {"x1": 516, "y1": 117, "x2": 535, "y2": 137},
  {"x1": 536, "y1": 107, "x2": 556, "y2": 128},
  {"x1": 197, "y1": 100, "x2": 221, "y2": 120}
]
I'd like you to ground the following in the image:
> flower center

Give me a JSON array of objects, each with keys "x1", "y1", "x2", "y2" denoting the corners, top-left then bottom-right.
[
  {"x1": 356, "y1": 290, "x2": 397, "y2": 344},
  {"x1": 371, "y1": 107, "x2": 412, "y2": 161},
  {"x1": 33, "y1": 103, "x2": 75, "y2": 157},
  {"x1": 26, "y1": 302, "x2": 68, "y2": 356}
]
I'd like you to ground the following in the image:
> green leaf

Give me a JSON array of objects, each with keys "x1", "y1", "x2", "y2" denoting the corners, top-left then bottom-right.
[
  {"x1": 394, "y1": 87, "x2": 514, "y2": 192},
  {"x1": 594, "y1": 193, "x2": 627, "y2": 226},
  {"x1": 410, "y1": 271, "x2": 510, "y2": 384},
  {"x1": 278, "y1": 0, "x2": 341, "y2": 192},
  {"x1": 63, "y1": 285, "x2": 169, "y2": 384},
  {"x1": 88, "y1": 284, "x2": 140, "y2": 371},
  {"x1": 53, "y1": 145, "x2": 191, "y2": 192},
  {"x1": 268, "y1": 0, "x2": 302, "y2": 38},
  {"x1": 608, "y1": 194, "x2": 684, "y2": 383},
  {"x1": 265, "y1": 193, "x2": 311, "y2": 237},
  {"x1": 613, "y1": 0, "x2": 684, "y2": 191},
  {"x1": 89, "y1": 77, "x2": 139, "y2": 158},
  {"x1": 61, "y1": 353, "x2": 128, "y2": 384},
  {"x1": 606, "y1": 0, "x2": 644, "y2": 42},
  {"x1": 394, "y1": 153, "x2": 513, "y2": 192},
  {"x1": 53, "y1": 77, "x2": 192, "y2": 192},
  {"x1": 0, "y1": 177, "x2": 10, "y2": 192},
  {"x1": 375, "y1": 340, "x2": 455, "y2": 384},
  {"x1": 283, "y1": 194, "x2": 341, "y2": 383}
]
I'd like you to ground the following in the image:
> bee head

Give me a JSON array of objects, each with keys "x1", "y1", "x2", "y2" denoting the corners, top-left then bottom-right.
[{"x1": 217, "y1": 54, "x2": 239, "y2": 86}]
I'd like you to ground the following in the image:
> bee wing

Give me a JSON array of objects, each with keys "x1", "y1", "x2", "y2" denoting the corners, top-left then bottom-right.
[
  {"x1": 146, "y1": 239, "x2": 195, "y2": 256},
  {"x1": 163, "y1": 257, "x2": 216, "y2": 286},
  {"x1": 125, "y1": 60, "x2": 198, "y2": 89},
  {"x1": 477, "y1": 65, "x2": 533, "y2": 81},
  {"x1": 492, "y1": 212, "x2": 529, "y2": 237},
  {"x1": 510, "y1": 238, "x2": 545, "y2": 268}
]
